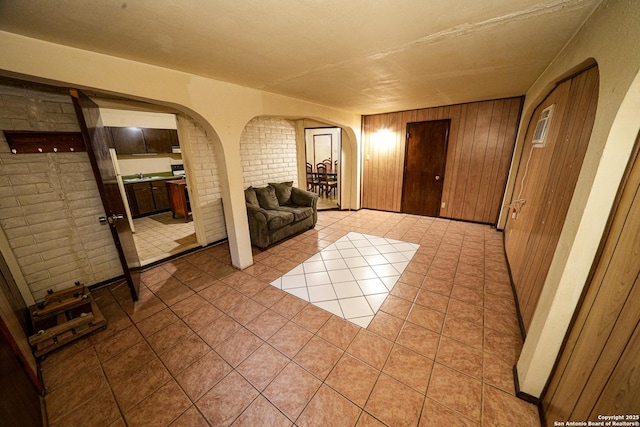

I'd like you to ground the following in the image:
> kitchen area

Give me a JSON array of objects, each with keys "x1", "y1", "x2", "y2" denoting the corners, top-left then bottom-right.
[{"x1": 100, "y1": 108, "x2": 197, "y2": 266}]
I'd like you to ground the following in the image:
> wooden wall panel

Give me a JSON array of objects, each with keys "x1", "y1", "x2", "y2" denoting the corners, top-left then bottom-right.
[
  {"x1": 504, "y1": 66, "x2": 599, "y2": 330},
  {"x1": 542, "y1": 128, "x2": 640, "y2": 425},
  {"x1": 361, "y1": 96, "x2": 522, "y2": 224}
]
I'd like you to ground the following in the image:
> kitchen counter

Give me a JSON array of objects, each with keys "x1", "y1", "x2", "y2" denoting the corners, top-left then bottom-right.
[
  {"x1": 121, "y1": 172, "x2": 184, "y2": 183},
  {"x1": 121, "y1": 172, "x2": 185, "y2": 218}
]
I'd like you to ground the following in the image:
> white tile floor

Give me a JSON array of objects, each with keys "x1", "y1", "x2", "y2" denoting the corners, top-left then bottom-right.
[{"x1": 270, "y1": 232, "x2": 419, "y2": 327}]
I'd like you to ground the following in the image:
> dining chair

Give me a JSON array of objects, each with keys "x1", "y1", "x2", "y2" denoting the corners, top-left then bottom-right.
[
  {"x1": 322, "y1": 159, "x2": 332, "y2": 173},
  {"x1": 306, "y1": 162, "x2": 319, "y2": 193},
  {"x1": 316, "y1": 163, "x2": 329, "y2": 197}
]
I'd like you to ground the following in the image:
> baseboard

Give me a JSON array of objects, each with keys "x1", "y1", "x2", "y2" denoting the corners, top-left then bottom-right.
[
  {"x1": 500, "y1": 231, "x2": 527, "y2": 341},
  {"x1": 513, "y1": 365, "x2": 546, "y2": 426}
]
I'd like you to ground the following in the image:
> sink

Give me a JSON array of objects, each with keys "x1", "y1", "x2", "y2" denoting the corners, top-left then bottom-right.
[{"x1": 122, "y1": 175, "x2": 163, "y2": 183}]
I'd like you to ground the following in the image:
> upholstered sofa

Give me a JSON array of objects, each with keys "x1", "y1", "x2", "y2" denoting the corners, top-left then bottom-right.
[{"x1": 245, "y1": 182, "x2": 318, "y2": 249}]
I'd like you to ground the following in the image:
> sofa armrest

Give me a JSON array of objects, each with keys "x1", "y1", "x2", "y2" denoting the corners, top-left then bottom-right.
[
  {"x1": 290, "y1": 187, "x2": 318, "y2": 208},
  {"x1": 246, "y1": 203, "x2": 271, "y2": 248},
  {"x1": 246, "y1": 203, "x2": 267, "y2": 223},
  {"x1": 290, "y1": 187, "x2": 318, "y2": 227}
]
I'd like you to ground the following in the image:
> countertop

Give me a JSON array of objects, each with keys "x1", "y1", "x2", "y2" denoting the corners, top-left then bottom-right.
[{"x1": 121, "y1": 172, "x2": 185, "y2": 184}]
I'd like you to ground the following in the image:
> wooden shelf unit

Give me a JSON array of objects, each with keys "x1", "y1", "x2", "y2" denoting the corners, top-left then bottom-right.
[{"x1": 28, "y1": 287, "x2": 106, "y2": 359}]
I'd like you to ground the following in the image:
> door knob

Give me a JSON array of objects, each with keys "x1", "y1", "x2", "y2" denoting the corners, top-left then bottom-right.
[
  {"x1": 435, "y1": 175, "x2": 441, "y2": 181},
  {"x1": 98, "y1": 214, "x2": 124, "y2": 225}
]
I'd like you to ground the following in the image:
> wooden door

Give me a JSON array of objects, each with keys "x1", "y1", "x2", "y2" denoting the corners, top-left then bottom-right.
[
  {"x1": 70, "y1": 90, "x2": 141, "y2": 301},
  {"x1": 0, "y1": 327, "x2": 41, "y2": 426},
  {"x1": 0, "y1": 251, "x2": 41, "y2": 426},
  {"x1": 401, "y1": 120, "x2": 450, "y2": 217}
]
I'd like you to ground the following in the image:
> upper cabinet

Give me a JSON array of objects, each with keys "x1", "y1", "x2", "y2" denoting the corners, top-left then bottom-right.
[
  {"x1": 109, "y1": 127, "x2": 145, "y2": 153},
  {"x1": 108, "y1": 127, "x2": 178, "y2": 154},
  {"x1": 142, "y1": 128, "x2": 173, "y2": 153}
]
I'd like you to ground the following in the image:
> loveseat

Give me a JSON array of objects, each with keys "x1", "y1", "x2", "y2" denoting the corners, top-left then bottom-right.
[{"x1": 245, "y1": 182, "x2": 318, "y2": 249}]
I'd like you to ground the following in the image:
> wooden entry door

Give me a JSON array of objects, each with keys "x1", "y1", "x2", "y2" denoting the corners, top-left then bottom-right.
[
  {"x1": 401, "y1": 120, "x2": 450, "y2": 217},
  {"x1": 70, "y1": 90, "x2": 141, "y2": 301}
]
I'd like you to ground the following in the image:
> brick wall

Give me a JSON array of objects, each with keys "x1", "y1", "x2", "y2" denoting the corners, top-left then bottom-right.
[
  {"x1": 178, "y1": 115, "x2": 227, "y2": 243},
  {"x1": 0, "y1": 81, "x2": 232, "y2": 301},
  {"x1": 240, "y1": 116, "x2": 298, "y2": 188},
  {"x1": 0, "y1": 81, "x2": 123, "y2": 301}
]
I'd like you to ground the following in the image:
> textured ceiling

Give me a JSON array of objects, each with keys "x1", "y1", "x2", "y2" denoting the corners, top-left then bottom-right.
[{"x1": 0, "y1": 0, "x2": 601, "y2": 114}]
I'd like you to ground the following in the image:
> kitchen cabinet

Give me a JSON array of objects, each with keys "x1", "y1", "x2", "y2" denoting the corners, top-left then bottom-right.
[
  {"x1": 151, "y1": 180, "x2": 170, "y2": 211},
  {"x1": 166, "y1": 179, "x2": 191, "y2": 220},
  {"x1": 110, "y1": 127, "x2": 145, "y2": 154},
  {"x1": 143, "y1": 129, "x2": 173, "y2": 153},
  {"x1": 125, "y1": 180, "x2": 171, "y2": 217},
  {"x1": 109, "y1": 127, "x2": 178, "y2": 154}
]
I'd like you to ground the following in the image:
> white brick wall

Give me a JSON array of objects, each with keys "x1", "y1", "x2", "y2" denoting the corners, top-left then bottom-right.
[
  {"x1": 178, "y1": 115, "x2": 227, "y2": 243},
  {"x1": 0, "y1": 81, "x2": 123, "y2": 301},
  {"x1": 240, "y1": 117, "x2": 298, "y2": 188},
  {"x1": 0, "y1": 82, "x2": 232, "y2": 301}
]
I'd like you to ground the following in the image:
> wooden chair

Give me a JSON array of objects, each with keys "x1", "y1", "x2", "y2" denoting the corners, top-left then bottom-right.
[
  {"x1": 322, "y1": 159, "x2": 332, "y2": 173},
  {"x1": 326, "y1": 176, "x2": 337, "y2": 198},
  {"x1": 316, "y1": 163, "x2": 329, "y2": 197},
  {"x1": 306, "y1": 162, "x2": 319, "y2": 193}
]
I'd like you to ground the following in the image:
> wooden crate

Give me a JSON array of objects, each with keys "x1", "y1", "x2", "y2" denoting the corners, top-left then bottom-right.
[{"x1": 28, "y1": 287, "x2": 107, "y2": 359}]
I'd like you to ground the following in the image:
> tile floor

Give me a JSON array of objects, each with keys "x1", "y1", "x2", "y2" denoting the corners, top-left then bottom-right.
[
  {"x1": 317, "y1": 193, "x2": 339, "y2": 210},
  {"x1": 271, "y1": 232, "x2": 419, "y2": 327},
  {"x1": 132, "y1": 211, "x2": 198, "y2": 266},
  {"x1": 40, "y1": 209, "x2": 541, "y2": 427}
]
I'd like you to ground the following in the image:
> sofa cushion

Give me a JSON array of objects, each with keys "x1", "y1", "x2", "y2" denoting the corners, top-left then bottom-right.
[
  {"x1": 263, "y1": 209, "x2": 294, "y2": 230},
  {"x1": 244, "y1": 186, "x2": 259, "y2": 206},
  {"x1": 269, "y1": 181, "x2": 293, "y2": 206},
  {"x1": 254, "y1": 185, "x2": 280, "y2": 209},
  {"x1": 276, "y1": 206, "x2": 313, "y2": 222}
]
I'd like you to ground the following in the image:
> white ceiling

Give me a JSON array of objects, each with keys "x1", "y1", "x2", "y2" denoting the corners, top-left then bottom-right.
[{"x1": 0, "y1": 0, "x2": 601, "y2": 114}]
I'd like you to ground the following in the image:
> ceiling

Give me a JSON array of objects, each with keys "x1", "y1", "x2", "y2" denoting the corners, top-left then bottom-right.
[{"x1": 0, "y1": 0, "x2": 601, "y2": 114}]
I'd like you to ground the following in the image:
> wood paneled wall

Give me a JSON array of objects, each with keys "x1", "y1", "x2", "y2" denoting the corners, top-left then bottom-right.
[
  {"x1": 362, "y1": 97, "x2": 522, "y2": 224},
  {"x1": 542, "y1": 130, "x2": 640, "y2": 425},
  {"x1": 504, "y1": 66, "x2": 599, "y2": 331}
]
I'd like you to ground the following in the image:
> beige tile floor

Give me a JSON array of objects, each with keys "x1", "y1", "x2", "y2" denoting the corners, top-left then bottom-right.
[
  {"x1": 40, "y1": 209, "x2": 541, "y2": 426},
  {"x1": 132, "y1": 211, "x2": 199, "y2": 266},
  {"x1": 317, "y1": 193, "x2": 339, "y2": 210}
]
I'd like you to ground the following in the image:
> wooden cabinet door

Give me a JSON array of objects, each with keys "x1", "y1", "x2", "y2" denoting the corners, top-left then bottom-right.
[
  {"x1": 143, "y1": 128, "x2": 172, "y2": 153},
  {"x1": 110, "y1": 127, "x2": 145, "y2": 154},
  {"x1": 124, "y1": 184, "x2": 139, "y2": 217},
  {"x1": 151, "y1": 181, "x2": 170, "y2": 211},
  {"x1": 132, "y1": 182, "x2": 155, "y2": 216},
  {"x1": 170, "y1": 129, "x2": 179, "y2": 148}
]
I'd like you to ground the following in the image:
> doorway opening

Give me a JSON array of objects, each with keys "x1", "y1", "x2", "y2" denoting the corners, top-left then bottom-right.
[
  {"x1": 305, "y1": 127, "x2": 341, "y2": 210},
  {"x1": 100, "y1": 109, "x2": 198, "y2": 267}
]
